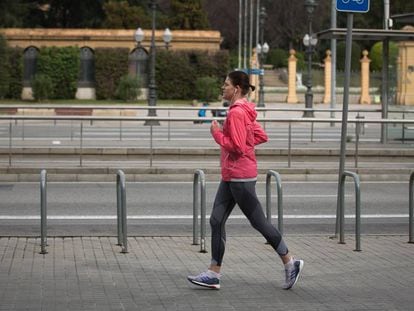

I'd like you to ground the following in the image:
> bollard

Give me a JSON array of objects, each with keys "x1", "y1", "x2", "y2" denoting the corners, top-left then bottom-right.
[
  {"x1": 266, "y1": 170, "x2": 284, "y2": 236},
  {"x1": 193, "y1": 169, "x2": 207, "y2": 253},
  {"x1": 339, "y1": 171, "x2": 362, "y2": 251},
  {"x1": 40, "y1": 169, "x2": 48, "y2": 254},
  {"x1": 116, "y1": 170, "x2": 128, "y2": 253}
]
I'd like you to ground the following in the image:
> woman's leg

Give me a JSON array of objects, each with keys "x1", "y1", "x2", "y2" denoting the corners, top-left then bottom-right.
[
  {"x1": 209, "y1": 180, "x2": 236, "y2": 272},
  {"x1": 229, "y1": 181, "x2": 289, "y2": 260}
]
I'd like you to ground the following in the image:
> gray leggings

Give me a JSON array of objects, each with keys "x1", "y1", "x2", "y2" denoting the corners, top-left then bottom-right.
[{"x1": 210, "y1": 180, "x2": 288, "y2": 266}]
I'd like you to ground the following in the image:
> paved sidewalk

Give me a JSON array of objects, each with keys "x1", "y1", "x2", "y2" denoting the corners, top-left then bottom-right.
[{"x1": 1, "y1": 235, "x2": 413, "y2": 310}]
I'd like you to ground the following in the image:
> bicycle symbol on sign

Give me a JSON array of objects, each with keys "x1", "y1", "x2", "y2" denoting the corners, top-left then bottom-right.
[{"x1": 341, "y1": 0, "x2": 364, "y2": 3}]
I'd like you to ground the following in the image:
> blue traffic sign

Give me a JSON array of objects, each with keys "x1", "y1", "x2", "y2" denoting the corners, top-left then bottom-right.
[{"x1": 336, "y1": 0, "x2": 370, "y2": 13}]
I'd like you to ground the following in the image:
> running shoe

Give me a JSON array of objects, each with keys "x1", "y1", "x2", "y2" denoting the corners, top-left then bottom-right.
[
  {"x1": 283, "y1": 259, "x2": 304, "y2": 290},
  {"x1": 187, "y1": 270, "x2": 220, "y2": 289}
]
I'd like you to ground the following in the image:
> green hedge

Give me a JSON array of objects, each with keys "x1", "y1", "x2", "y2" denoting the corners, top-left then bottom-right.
[
  {"x1": 369, "y1": 41, "x2": 399, "y2": 71},
  {"x1": 336, "y1": 41, "x2": 362, "y2": 71},
  {"x1": 0, "y1": 43, "x2": 230, "y2": 101},
  {"x1": 6, "y1": 47, "x2": 23, "y2": 99},
  {"x1": 0, "y1": 35, "x2": 9, "y2": 98},
  {"x1": 95, "y1": 48, "x2": 129, "y2": 100},
  {"x1": 36, "y1": 46, "x2": 79, "y2": 99},
  {"x1": 0, "y1": 35, "x2": 23, "y2": 99},
  {"x1": 156, "y1": 50, "x2": 229, "y2": 100}
]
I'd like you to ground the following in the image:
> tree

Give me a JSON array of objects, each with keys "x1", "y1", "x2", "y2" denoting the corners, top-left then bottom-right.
[
  {"x1": 370, "y1": 41, "x2": 399, "y2": 71},
  {"x1": 103, "y1": 0, "x2": 151, "y2": 29},
  {"x1": 42, "y1": 0, "x2": 106, "y2": 28},
  {"x1": 170, "y1": 0, "x2": 209, "y2": 30}
]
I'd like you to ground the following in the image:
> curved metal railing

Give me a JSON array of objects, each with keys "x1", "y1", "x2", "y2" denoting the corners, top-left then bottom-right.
[
  {"x1": 266, "y1": 170, "x2": 283, "y2": 235},
  {"x1": 193, "y1": 169, "x2": 207, "y2": 253},
  {"x1": 40, "y1": 169, "x2": 48, "y2": 254},
  {"x1": 338, "y1": 170, "x2": 362, "y2": 251},
  {"x1": 116, "y1": 170, "x2": 128, "y2": 253}
]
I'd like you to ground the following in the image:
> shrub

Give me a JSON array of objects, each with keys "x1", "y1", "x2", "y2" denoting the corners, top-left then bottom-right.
[
  {"x1": 116, "y1": 74, "x2": 141, "y2": 101},
  {"x1": 36, "y1": 46, "x2": 79, "y2": 99},
  {"x1": 156, "y1": 50, "x2": 229, "y2": 100},
  {"x1": 6, "y1": 47, "x2": 23, "y2": 99},
  {"x1": 156, "y1": 50, "x2": 197, "y2": 100},
  {"x1": 195, "y1": 76, "x2": 220, "y2": 103},
  {"x1": 336, "y1": 41, "x2": 362, "y2": 71},
  {"x1": 95, "y1": 48, "x2": 129, "y2": 99},
  {"x1": 267, "y1": 48, "x2": 289, "y2": 69},
  {"x1": 0, "y1": 35, "x2": 9, "y2": 99},
  {"x1": 32, "y1": 74, "x2": 54, "y2": 101},
  {"x1": 295, "y1": 51, "x2": 306, "y2": 71},
  {"x1": 369, "y1": 41, "x2": 399, "y2": 71}
]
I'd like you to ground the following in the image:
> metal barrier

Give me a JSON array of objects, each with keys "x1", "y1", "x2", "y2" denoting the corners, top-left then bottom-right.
[
  {"x1": 8, "y1": 123, "x2": 12, "y2": 166},
  {"x1": 193, "y1": 169, "x2": 207, "y2": 253},
  {"x1": 116, "y1": 170, "x2": 128, "y2": 253},
  {"x1": 338, "y1": 171, "x2": 362, "y2": 251},
  {"x1": 2, "y1": 115, "x2": 414, "y2": 168},
  {"x1": 40, "y1": 169, "x2": 48, "y2": 254},
  {"x1": 266, "y1": 170, "x2": 283, "y2": 235},
  {"x1": 409, "y1": 172, "x2": 414, "y2": 244}
]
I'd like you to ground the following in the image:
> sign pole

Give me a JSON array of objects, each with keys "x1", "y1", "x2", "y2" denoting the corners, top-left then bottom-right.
[{"x1": 336, "y1": 12, "x2": 354, "y2": 240}]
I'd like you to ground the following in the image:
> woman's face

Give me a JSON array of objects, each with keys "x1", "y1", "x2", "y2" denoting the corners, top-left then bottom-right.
[{"x1": 221, "y1": 77, "x2": 238, "y2": 102}]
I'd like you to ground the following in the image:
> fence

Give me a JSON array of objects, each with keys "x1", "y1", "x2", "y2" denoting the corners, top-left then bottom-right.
[
  {"x1": 37, "y1": 169, "x2": 128, "y2": 254},
  {"x1": 1, "y1": 113, "x2": 414, "y2": 170}
]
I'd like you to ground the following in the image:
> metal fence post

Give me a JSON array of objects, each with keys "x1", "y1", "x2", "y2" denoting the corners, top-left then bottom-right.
[
  {"x1": 8, "y1": 122, "x2": 12, "y2": 166},
  {"x1": 193, "y1": 169, "x2": 207, "y2": 253},
  {"x1": 339, "y1": 171, "x2": 361, "y2": 251},
  {"x1": 355, "y1": 120, "x2": 360, "y2": 168},
  {"x1": 116, "y1": 170, "x2": 128, "y2": 253},
  {"x1": 80, "y1": 122, "x2": 83, "y2": 167},
  {"x1": 288, "y1": 122, "x2": 292, "y2": 168},
  {"x1": 168, "y1": 109, "x2": 171, "y2": 141},
  {"x1": 40, "y1": 169, "x2": 48, "y2": 254},
  {"x1": 409, "y1": 172, "x2": 414, "y2": 244},
  {"x1": 150, "y1": 125, "x2": 153, "y2": 167},
  {"x1": 266, "y1": 170, "x2": 283, "y2": 235}
]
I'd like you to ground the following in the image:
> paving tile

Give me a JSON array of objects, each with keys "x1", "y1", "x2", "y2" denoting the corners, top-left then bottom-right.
[{"x1": 0, "y1": 236, "x2": 413, "y2": 310}]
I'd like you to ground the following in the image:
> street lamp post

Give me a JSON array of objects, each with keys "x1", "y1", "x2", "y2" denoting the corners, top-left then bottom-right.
[
  {"x1": 163, "y1": 28, "x2": 172, "y2": 50},
  {"x1": 257, "y1": 42, "x2": 269, "y2": 108},
  {"x1": 134, "y1": 1, "x2": 172, "y2": 125},
  {"x1": 257, "y1": 6, "x2": 268, "y2": 108},
  {"x1": 303, "y1": 0, "x2": 318, "y2": 118},
  {"x1": 146, "y1": 0, "x2": 159, "y2": 125}
]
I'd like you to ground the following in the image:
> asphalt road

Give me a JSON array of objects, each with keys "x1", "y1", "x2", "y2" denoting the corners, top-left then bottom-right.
[{"x1": 0, "y1": 180, "x2": 410, "y2": 237}]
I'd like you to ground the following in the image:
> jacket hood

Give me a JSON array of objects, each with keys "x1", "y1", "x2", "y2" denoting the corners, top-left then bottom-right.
[{"x1": 231, "y1": 98, "x2": 257, "y2": 122}]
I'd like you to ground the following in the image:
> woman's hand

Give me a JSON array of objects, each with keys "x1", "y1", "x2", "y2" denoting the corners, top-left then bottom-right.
[{"x1": 210, "y1": 120, "x2": 221, "y2": 134}]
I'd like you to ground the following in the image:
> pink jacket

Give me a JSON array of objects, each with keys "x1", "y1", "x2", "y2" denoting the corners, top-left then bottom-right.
[{"x1": 211, "y1": 98, "x2": 268, "y2": 181}]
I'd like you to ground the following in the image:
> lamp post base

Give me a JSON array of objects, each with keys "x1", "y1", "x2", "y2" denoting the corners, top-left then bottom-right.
[
  {"x1": 144, "y1": 108, "x2": 160, "y2": 126},
  {"x1": 303, "y1": 91, "x2": 315, "y2": 118}
]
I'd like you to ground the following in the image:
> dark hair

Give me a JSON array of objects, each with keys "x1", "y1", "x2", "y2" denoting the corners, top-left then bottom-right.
[{"x1": 227, "y1": 71, "x2": 256, "y2": 95}]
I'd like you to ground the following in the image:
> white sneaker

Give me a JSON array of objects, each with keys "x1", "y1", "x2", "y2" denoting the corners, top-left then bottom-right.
[
  {"x1": 283, "y1": 259, "x2": 304, "y2": 290},
  {"x1": 187, "y1": 270, "x2": 221, "y2": 289}
]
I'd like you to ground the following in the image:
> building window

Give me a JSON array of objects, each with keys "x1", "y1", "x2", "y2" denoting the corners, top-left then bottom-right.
[
  {"x1": 78, "y1": 47, "x2": 95, "y2": 87},
  {"x1": 129, "y1": 47, "x2": 148, "y2": 87},
  {"x1": 23, "y1": 47, "x2": 38, "y2": 87}
]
